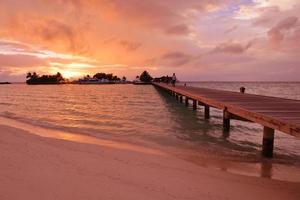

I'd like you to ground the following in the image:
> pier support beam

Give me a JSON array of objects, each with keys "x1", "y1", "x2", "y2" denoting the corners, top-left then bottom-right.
[
  {"x1": 175, "y1": 94, "x2": 179, "y2": 100},
  {"x1": 180, "y1": 96, "x2": 183, "y2": 103},
  {"x1": 185, "y1": 97, "x2": 189, "y2": 106},
  {"x1": 204, "y1": 106, "x2": 210, "y2": 119},
  {"x1": 193, "y1": 100, "x2": 197, "y2": 110},
  {"x1": 223, "y1": 109, "x2": 230, "y2": 133},
  {"x1": 262, "y1": 127, "x2": 274, "y2": 158}
]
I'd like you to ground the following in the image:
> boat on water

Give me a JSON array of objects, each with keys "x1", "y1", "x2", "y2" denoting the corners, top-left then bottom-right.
[
  {"x1": 132, "y1": 76, "x2": 151, "y2": 85},
  {"x1": 78, "y1": 78, "x2": 117, "y2": 84},
  {"x1": 0, "y1": 82, "x2": 11, "y2": 84},
  {"x1": 132, "y1": 80, "x2": 151, "y2": 85}
]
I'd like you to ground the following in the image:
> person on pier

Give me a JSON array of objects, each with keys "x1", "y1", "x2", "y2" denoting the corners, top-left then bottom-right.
[{"x1": 171, "y1": 73, "x2": 177, "y2": 87}]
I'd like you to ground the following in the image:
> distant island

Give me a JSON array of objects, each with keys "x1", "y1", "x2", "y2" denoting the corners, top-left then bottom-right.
[
  {"x1": 0, "y1": 82, "x2": 11, "y2": 84},
  {"x1": 25, "y1": 70, "x2": 159, "y2": 85},
  {"x1": 26, "y1": 72, "x2": 66, "y2": 85},
  {"x1": 76, "y1": 73, "x2": 127, "y2": 84}
]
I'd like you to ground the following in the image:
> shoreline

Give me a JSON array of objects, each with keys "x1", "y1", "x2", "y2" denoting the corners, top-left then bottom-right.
[
  {"x1": 1, "y1": 116, "x2": 300, "y2": 183},
  {"x1": 1, "y1": 121, "x2": 300, "y2": 199}
]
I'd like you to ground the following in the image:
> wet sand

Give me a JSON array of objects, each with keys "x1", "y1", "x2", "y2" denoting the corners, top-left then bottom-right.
[{"x1": 0, "y1": 124, "x2": 299, "y2": 200}]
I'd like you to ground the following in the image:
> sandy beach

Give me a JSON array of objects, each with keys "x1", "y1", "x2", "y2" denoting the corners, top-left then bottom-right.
[{"x1": 1, "y1": 124, "x2": 299, "y2": 200}]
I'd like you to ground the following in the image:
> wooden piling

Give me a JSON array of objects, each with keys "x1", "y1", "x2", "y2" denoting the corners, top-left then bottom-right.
[
  {"x1": 180, "y1": 95, "x2": 183, "y2": 103},
  {"x1": 185, "y1": 97, "x2": 189, "y2": 106},
  {"x1": 175, "y1": 94, "x2": 179, "y2": 100},
  {"x1": 204, "y1": 105, "x2": 210, "y2": 119},
  {"x1": 262, "y1": 127, "x2": 274, "y2": 158},
  {"x1": 223, "y1": 109, "x2": 230, "y2": 133},
  {"x1": 193, "y1": 100, "x2": 197, "y2": 110}
]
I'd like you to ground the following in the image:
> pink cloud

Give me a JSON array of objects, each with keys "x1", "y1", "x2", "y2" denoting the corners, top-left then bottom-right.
[{"x1": 267, "y1": 16, "x2": 299, "y2": 48}]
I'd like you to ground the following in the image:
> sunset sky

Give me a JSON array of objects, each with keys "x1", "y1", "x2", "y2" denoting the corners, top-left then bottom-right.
[{"x1": 0, "y1": 0, "x2": 299, "y2": 81}]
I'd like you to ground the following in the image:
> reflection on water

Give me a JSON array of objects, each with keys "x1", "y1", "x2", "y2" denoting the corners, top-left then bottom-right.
[
  {"x1": 0, "y1": 83, "x2": 300, "y2": 182},
  {"x1": 261, "y1": 161, "x2": 273, "y2": 178}
]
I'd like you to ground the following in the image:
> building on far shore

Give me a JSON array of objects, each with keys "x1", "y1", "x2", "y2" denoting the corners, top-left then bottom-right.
[
  {"x1": 78, "y1": 78, "x2": 115, "y2": 84},
  {"x1": 76, "y1": 73, "x2": 128, "y2": 84}
]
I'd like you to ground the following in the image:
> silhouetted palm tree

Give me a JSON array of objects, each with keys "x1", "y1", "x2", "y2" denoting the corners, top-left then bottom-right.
[
  {"x1": 26, "y1": 72, "x2": 32, "y2": 79},
  {"x1": 140, "y1": 71, "x2": 152, "y2": 82}
]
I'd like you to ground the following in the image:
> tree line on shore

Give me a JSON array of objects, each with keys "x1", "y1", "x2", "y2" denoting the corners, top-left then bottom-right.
[
  {"x1": 26, "y1": 72, "x2": 65, "y2": 85},
  {"x1": 25, "y1": 72, "x2": 126, "y2": 85},
  {"x1": 25, "y1": 70, "x2": 172, "y2": 85},
  {"x1": 83, "y1": 73, "x2": 126, "y2": 82}
]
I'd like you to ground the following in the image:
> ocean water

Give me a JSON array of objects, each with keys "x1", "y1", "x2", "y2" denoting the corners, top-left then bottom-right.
[{"x1": 1, "y1": 82, "x2": 300, "y2": 181}]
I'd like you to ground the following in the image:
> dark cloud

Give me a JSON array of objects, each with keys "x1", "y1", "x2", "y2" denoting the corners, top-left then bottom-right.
[
  {"x1": 165, "y1": 24, "x2": 190, "y2": 35},
  {"x1": 38, "y1": 19, "x2": 75, "y2": 42},
  {"x1": 53, "y1": 0, "x2": 230, "y2": 30},
  {"x1": 119, "y1": 40, "x2": 142, "y2": 51},
  {"x1": 34, "y1": 18, "x2": 88, "y2": 53},
  {"x1": 5, "y1": 13, "x2": 88, "y2": 54},
  {"x1": 212, "y1": 41, "x2": 252, "y2": 54},
  {"x1": 224, "y1": 25, "x2": 238, "y2": 34},
  {"x1": 161, "y1": 51, "x2": 193, "y2": 66}
]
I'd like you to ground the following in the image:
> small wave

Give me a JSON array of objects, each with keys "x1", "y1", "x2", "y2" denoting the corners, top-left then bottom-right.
[
  {"x1": 0, "y1": 102, "x2": 13, "y2": 106},
  {"x1": 0, "y1": 111, "x2": 16, "y2": 118},
  {"x1": 0, "y1": 114, "x2": 131, "y2": 142}
]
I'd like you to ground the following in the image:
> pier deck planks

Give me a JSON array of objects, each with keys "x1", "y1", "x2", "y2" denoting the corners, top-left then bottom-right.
[{"x1": 153, "y1": 83, "x2": 300, "y2": 137}]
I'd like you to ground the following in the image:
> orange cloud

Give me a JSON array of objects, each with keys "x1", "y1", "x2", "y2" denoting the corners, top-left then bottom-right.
[
  {"x1": 118, "y1": 40, "x2": 142, "y2": 52},
  {"x1": 5, "y1": 14, "x2": 88, "y2": 54}
]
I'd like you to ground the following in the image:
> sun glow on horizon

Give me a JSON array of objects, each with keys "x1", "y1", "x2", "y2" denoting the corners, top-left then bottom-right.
[
  {"x1": 48, "y1": 67, "x2": 84, "y2": 79},
  {"x1": 61, "y1": 71, "x2": 83, "y2": 79},
  {"x1": 49, "y1": 62, "x2": 100, "y2": 79}
]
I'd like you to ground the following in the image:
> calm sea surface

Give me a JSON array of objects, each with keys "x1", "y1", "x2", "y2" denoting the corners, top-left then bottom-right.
[{"x1": 1, "y1": 82, "x2": 300, "y2": 181}]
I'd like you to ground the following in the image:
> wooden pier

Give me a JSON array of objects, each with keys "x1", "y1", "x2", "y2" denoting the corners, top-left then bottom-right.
[{"x1": 153, "y1": 83, "x2": 300, "y2": 158}]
